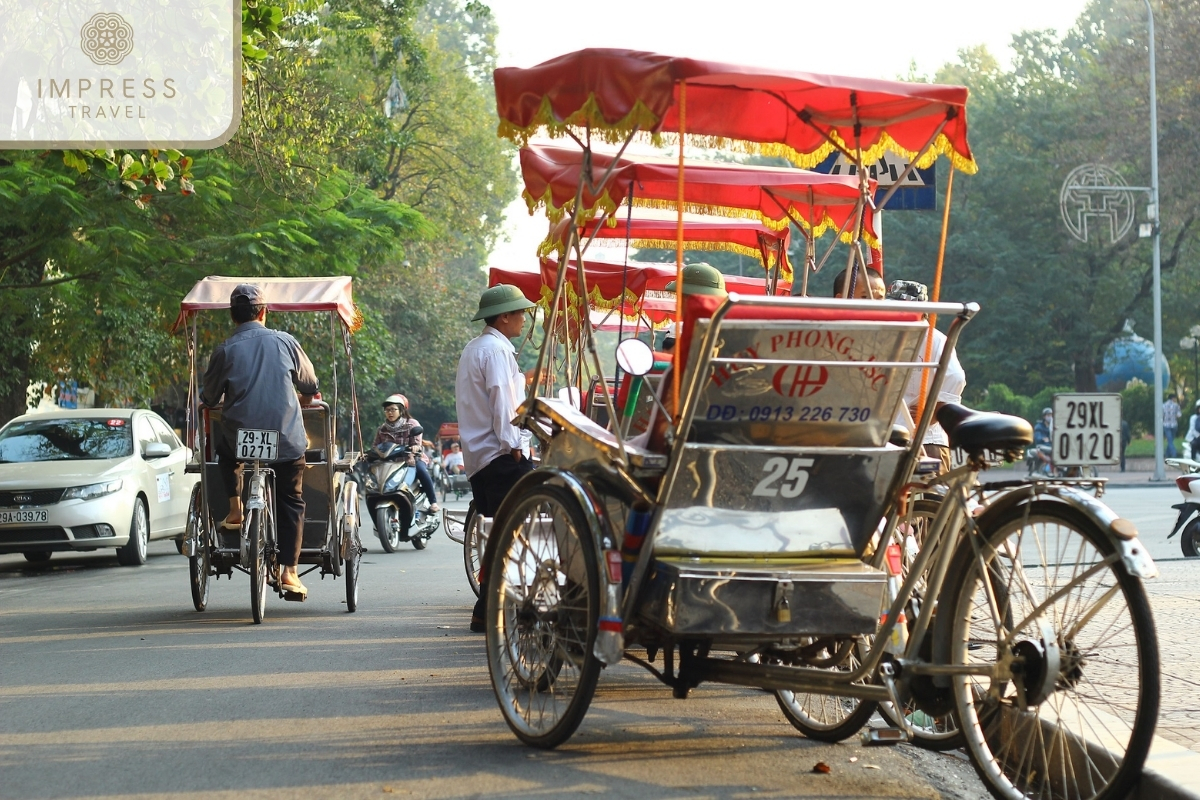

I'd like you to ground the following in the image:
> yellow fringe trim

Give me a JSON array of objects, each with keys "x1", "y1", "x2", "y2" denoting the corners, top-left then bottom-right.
[
  {"x1": 498, "y1": 94, "x2": 664, "y2": 149},
  {"x1": 537, "y1": 278, "x2": 646, "y2": 326}
]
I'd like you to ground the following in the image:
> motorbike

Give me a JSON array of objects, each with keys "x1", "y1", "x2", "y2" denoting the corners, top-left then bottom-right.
[
  {"x1": 355, "y1": 440, "x2": 438, "y2": 552},
  {"x1": 1024, "y1": 443, "x2": 1053, "y2": 476},
  {"x1": 1166, "y1": 457, "x2": 1200, "y2": 557}
]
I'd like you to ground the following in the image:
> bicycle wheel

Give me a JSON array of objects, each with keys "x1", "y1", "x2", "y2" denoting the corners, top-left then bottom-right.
[
  {"x1": 879, "y1": 497, "x2": 965, "y2": 751},
  {"x1": 345, "y1": 534, "x2": 361, "y2": 612},
  {"x1": 775, "y1": 639, "x2": 877, "y2": 742},
  {"x1": 486, "y1": 484, "x2": 600, "y2": 749},
  {"x1": 462, "y1": 503, "x2": 481, "y2": 597},
  {"x1": 250, "y1": 507, "x2": 268, "y2": 624},
  {"x1": 944, "y1": 502, "x2": 1159, "y2": 800},
  {"x1": 186, "y1": 485, "x2": 210, "y2": 612}
]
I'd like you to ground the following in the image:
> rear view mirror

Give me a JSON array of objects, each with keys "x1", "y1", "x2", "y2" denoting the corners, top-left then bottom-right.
[
  {"x1": 616, "y1": 338, "x2": 655, "y2": 377},
  {"x1": 143, "y1": 442, "x2": 172, "y2": 459}
]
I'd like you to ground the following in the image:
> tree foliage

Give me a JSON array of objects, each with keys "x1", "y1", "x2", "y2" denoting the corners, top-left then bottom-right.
[{"x1": 0, "y1": 0, "x2": 513, "y2": 434}]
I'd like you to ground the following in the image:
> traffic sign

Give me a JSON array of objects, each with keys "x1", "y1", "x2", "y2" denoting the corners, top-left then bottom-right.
[
  {"x1": 1052, "y1": 393, "x2": 1121, "y2": 466},
  {"x1": 812, "y1": 153, "x2": 936, "y2": 211}
]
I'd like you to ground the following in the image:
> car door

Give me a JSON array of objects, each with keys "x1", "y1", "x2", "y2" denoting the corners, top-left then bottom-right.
[{"x1": 147, "y1": 415, "x2": 188, "y2": 534}]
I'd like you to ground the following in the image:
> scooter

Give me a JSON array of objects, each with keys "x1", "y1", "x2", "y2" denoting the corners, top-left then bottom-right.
[
  {"x1": 1025, "y1": 443, "x2": 1053, "y2": 476},
  {"x1": 1166, "y1": 457, "x2": 1200, "y2": 557},
  {"x1": 355, "y1": 441, "x2": 438, "y2": 552}
]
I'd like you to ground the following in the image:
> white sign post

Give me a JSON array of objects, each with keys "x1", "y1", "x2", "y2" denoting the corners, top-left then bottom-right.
[
  {"x1": 0, "y1": 0, "x2": 240, "y2": 148},
  {"x1": 1052, "y1": 393, "x2": 1122, "y2": 467}
]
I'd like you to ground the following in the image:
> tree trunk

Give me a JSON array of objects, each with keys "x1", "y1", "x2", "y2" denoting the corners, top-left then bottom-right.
[{"x1": 1074, "y1": 354, "x2": 1099, "y2": 392}]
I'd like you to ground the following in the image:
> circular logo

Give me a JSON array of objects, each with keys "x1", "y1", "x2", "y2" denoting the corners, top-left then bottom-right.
[
  {"x1": 771, "y1": 364, "x2": 829, "y2": 398},
  {"x1": 13, "y1": 494, "x2": 31, "y2": 504},
  {"x1": 1059, "y1": 164, "x2": 1135, "y2": 244},
  {"x1": 80, "y1": 13, "x2": 134, "y2": 66}
]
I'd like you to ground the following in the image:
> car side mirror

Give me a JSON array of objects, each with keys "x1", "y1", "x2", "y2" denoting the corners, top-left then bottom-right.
[
  {"x1": 616, "y1": 338, "x2": 655, "y2": 377},
  {"x1": 143, "y1": 442, "x2": 172, "y2": 459}
]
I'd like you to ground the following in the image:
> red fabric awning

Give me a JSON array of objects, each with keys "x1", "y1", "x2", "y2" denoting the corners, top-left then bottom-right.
[
  {"x1": 487, "y1": 259, "x2": 790, "y2": 329},
  {"x1": 495, "y1": 49, "x2": 975, "y2": 173},
  {"x1": 173, "y1": 276, "x2": 359, "y2": 332},
  {"x1": 520, "y1": 144, "x2": 874, "y2": 247}
]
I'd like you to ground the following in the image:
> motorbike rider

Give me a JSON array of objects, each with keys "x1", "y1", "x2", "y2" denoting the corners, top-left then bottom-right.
[
  {"x1": 372, "y1": 394, "x2": 439, "y2": 514},
  {"x1": 1032, "y1": 408, "x2": 1054, "y2": 473}
]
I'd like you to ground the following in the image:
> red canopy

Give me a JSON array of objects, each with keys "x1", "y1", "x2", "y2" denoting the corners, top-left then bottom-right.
[
  {"x1": 578, "y1": 213, "x2": 791, "y2": 267},
  {"x1": 488, "y1": 258, "x2": 790, "y2": 329},
  {"x1": 496, "y1": 49, "x2": 975, "y2": 174},
  {"x1": 173, "y1": 276, "x2": 359, "y2": 332},
  {"x1": 520, "y1": 144, "x2": 875, "y2": 247}
]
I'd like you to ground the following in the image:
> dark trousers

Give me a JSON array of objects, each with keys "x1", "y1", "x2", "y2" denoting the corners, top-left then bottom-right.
[
  {"x1": 471, "y1": 454, "x2": 534, "y2": 616},
  {"x1": 414, "y1": 460, "x2": 438, "y2": 504},
  {"x1": 217, "y1": 444, "x2": 306, "y2": 567}
]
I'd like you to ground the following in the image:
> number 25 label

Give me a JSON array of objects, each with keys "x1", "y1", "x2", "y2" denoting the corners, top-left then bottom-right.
[{"x1": 753, "y1": 457, "x2": 814, "y2": 498}]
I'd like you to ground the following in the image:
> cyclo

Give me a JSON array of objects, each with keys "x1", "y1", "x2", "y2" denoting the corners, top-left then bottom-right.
[
  {"x1": 478, "y1": 49, "x2": 1161, "y2": 800},
  {"x1": 175, "y1": 276, "x2": 365, "y2": 623}
]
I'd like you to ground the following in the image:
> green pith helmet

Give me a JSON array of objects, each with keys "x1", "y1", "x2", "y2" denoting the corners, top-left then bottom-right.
[
  {"x1": 472, "y1": 284, "x2": 536, "y2": 321},
  {"x1": 664, "y1": 263, "x2": 727, "y2": 297}
]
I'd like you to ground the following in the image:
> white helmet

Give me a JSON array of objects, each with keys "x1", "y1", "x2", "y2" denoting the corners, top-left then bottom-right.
[{"x1": 382, "y1": 393, "x2": 408, "y2": 409}]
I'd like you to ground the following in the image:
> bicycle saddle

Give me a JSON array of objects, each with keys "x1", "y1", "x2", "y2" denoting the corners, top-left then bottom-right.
[{"x1": 936, "y1": 403, "x2": 1033, "y2": 453}]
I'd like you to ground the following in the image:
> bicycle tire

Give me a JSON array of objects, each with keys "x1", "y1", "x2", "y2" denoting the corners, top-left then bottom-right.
[
  {"x1": 486, "y1": 484, "x2": 600, "y2": 749},
  {"x1": 186, "y1": 485, "x2": 210, "y2": 612},
  {"x1": 250, "y1": 507, "x2": 267, "y2": 624},
  {"x1": 942, "y1": 501, "x2": 1159, "y2": 800},
  {"x1": 774, "y1": 641, "x2": 877, "y2": 742},
  {"x1": 462, "y1": 503, "x2": 481, "y2": 597}
]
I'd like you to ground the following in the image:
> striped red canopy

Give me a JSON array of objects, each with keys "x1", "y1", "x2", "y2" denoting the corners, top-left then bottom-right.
[
  {"x1": 520, "y1": 144, "x2": 874, "y2": 247},
  {"x1": 496, "y1": 49, "x2": 975, "y2": 173}
]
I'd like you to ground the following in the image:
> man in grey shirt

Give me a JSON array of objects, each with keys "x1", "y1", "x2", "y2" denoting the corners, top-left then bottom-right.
[{"x1": 201, "y1": 284, "x2": 319, "y2": 596}]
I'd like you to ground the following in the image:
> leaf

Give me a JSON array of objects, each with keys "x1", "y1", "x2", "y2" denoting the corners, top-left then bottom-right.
[{"x1": 812, "y1": 762, "x2": 831, "y2": 774}]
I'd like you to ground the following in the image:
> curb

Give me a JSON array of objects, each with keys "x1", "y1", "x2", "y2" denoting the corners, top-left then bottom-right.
[{"x1": 1136, "y1": 740, "x2": 1200, "y2": 799}]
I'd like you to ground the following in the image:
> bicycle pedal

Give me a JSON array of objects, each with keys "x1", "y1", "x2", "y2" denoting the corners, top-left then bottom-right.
[
  {"x1": 861, "y1": 727, "x2": 910, "y2": 746},
  {"x1": 281, "y1": 588, "x2": 308, "y2": 602}
]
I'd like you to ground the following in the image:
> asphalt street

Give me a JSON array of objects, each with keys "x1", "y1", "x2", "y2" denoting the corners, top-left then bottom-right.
[{"x1": 0, "y1": 485, "x2": 1193, "y2": 798}]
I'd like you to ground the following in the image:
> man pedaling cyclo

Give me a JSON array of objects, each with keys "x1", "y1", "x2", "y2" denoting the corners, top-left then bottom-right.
[{"x1": 201, "y1": 284, "x2": 318, "y2": 597}]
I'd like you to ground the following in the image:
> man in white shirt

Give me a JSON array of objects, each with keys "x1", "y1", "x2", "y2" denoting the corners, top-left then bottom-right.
[
  {"x1": 456, "y1": 284, "x2": 536, "y2": 631},
  {"x1": 442, "y1": 442, "x2": 465, "y2": 474}
]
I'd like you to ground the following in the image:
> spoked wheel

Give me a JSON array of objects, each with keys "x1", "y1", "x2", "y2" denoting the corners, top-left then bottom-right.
[
  {"x1": 486, "y1": 485, "x2": 600, "y2": 749},
  {"x1": 774, "y1": 639, "x2": 877, "y2": 742},
  {"x1": 462, "y1": 503, "x2": 482, "y2": 597},
  {"x1": 249, "y1": 508, "x2": 269, "y2": 624},
  {"x1": 943, "y1": 502, "x2": 1159, "y2": 800},
  {"x1": 374, "y1": 505, "x2": 401, "y2": 553},
  {"x1": 881, "y1": 496, "x2": 964, "y2": 751},
  {"x1": 343, "y1": 481, "x2": 361, "y2": 613},
  {"x1": 186, "y1": 485, "x2": 210, "y2": 612}
]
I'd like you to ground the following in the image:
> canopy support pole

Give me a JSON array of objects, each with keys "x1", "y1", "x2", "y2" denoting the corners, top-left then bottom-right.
[
  {"x1": 916, "y1": 166, "x2": 955, "y2": 424},
  {"x1": 672, "y1": 80, "x2": 687, "y2": 423}
]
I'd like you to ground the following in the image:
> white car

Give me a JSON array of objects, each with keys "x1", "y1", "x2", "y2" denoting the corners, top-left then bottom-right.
[{"x1": 0, "y1": 408, "x2": 198, "y2": 565}]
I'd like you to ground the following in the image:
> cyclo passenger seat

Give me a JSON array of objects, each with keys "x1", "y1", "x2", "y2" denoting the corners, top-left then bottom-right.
[{"x1": 638, "y1": 292, "x2": 935, "y2": 641}]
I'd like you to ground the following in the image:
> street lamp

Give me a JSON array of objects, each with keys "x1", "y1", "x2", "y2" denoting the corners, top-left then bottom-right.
[{"x1": 1146, "y1": 0, "x2": 1165, "y2": 480}]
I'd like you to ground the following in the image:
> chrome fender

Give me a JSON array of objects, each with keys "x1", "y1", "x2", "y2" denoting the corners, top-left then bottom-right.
[{"x1": 975, "y1": 483, "x2": 1157, "y2": 580}]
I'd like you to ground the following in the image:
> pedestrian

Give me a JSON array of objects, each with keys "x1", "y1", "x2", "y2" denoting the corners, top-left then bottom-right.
[
  {"x1": 455, "y1": 284, "x2": 536, "y2": 632},
  {"x1": 1186, "y1": 401, "x2": 1200, "y2": 461},
  {"x1": 1163, "y1": 395, "x2": 1181, "y2": 458},
  {"x1": 1120, "y1": 418, "x2": 1131, "y2": 472},
  {"x1": 201, "y1": 284, "x2": 319, "y2": 597}
]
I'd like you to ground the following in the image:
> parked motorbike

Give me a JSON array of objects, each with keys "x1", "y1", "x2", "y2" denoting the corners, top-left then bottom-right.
[
  {"x1": 355, "y1": 441, "x2": 438, "y2": 552},
  {"x1": 1167, "y1": 457, "x2": 1200, "y2": 557}
]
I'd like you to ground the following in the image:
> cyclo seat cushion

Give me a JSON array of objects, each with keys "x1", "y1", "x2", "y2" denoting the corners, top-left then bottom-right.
[{"x1": 936, "y1": 403, "x2": 1033, "y2": 453}]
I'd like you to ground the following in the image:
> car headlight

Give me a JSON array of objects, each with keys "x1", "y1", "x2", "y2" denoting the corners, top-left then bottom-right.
[{"x1": 63, "y1": 479, "x2": 124, "y2": 501}]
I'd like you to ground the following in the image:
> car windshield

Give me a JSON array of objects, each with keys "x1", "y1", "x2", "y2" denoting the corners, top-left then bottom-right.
[{"x1": 0, "y1": 418, "x2": 134, "y2": 462}]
